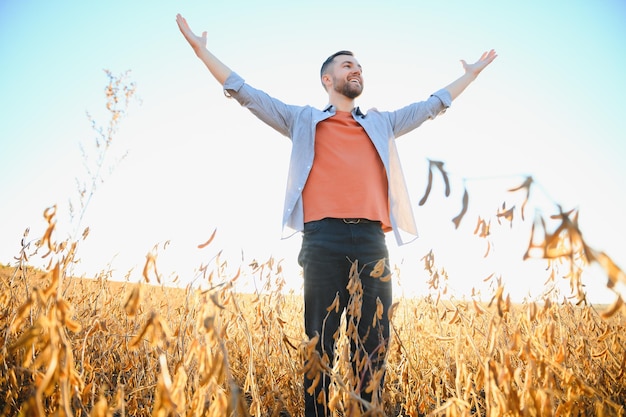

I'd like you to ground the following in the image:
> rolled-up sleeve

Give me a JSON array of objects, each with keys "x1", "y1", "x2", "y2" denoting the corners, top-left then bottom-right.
[
  {"x1": 430, "y1": 88, "x2": 452, "y2": 111},
  {"x1": 222, "y1": 72, "x2": 246, "y2": 97}
]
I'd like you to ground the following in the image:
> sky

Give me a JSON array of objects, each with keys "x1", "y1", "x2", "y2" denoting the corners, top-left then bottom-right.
[{"x1": 1, "y1": 0, "x2": 625, "y2": 303}]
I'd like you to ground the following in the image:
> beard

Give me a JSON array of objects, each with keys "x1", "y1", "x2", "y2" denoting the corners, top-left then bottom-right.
[{"x1": 333, "y1": 77, "x2": 363, "y2": 99}]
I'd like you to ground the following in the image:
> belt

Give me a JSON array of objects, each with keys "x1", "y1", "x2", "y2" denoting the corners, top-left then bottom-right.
[{"x1": 341, "y1": 218, "x2": 376, "y2": 224}]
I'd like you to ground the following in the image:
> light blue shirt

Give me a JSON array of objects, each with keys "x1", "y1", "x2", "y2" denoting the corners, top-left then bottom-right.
[{"x1": 223, "y1": 72, "x2": 451, "y2": 245}]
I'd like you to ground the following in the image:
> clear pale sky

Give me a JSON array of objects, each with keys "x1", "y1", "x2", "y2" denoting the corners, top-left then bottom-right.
[{"x1": 1, "y1": 1, "x2": 625, "y2": 303}]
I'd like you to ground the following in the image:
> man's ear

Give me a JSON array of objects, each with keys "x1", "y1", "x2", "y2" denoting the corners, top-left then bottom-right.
[{"x1": 321, "y1": 74, "x2": 332, "y2": 90}]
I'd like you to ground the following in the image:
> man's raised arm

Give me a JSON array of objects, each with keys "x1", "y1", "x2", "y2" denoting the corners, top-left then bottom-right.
[
  {"x1": 176, "y1": 14, "x2": 232, "y2": 86},
  {"x1": 444, "y1": 49, "x2": 497, "y2": 101}
]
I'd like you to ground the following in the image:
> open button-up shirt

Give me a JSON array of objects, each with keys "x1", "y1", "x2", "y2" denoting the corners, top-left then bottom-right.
[{"x1": 223, "y1": 72, "x2": 451, "y2": 245}]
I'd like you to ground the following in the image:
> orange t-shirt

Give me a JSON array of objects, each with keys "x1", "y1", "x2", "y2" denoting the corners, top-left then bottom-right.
[{"x1": 302, "y1": 111, "x2": 391, "y2": 230}]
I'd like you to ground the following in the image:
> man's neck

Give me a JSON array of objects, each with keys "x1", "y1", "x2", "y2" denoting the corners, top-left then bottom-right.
[{"x1": 328, "y1": 94, "x2": 355, "y2": 113}]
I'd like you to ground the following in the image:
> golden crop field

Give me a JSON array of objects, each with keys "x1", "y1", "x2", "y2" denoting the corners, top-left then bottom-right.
[
  {"x1": 2, "y1": 72, "x2": 625, "y2": 416},
  {"x1": 1, "y1": 243, "x2": 625, "y2": 416}
]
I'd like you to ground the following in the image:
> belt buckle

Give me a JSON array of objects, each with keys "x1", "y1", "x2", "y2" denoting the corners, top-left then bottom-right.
[{"x1": 342, "y1": 218, "x2": 361, "y2": 224}]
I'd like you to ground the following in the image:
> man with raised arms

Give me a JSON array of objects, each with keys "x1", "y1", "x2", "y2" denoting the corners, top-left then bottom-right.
[{"x1": 176, "y1": 13, "x2": 496, "y2": 416}]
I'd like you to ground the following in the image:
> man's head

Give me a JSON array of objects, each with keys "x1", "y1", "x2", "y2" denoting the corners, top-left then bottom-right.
[{"x1": 320, "y1": 50, "x2": 363, "y2": 99}]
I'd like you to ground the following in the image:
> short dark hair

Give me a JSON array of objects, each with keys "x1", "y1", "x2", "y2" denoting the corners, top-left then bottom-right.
[{"x1": 320, "y1": 50, "x2": 354, "y2": 85}]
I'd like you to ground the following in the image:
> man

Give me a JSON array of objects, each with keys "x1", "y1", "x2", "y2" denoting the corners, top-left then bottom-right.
[{"x1": 176, "y1": 13, "x2": 496, "y2": 416}]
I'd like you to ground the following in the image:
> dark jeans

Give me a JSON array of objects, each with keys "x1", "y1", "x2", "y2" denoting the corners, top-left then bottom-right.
[{"x1": 298, "y1": 218, "x2": 392, "y2": 417}]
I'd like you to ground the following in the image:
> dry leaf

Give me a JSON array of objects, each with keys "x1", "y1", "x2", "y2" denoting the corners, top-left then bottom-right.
[
  {"x1": 452, "y1": 187, "x2": 469, "y2": 229},
  {"x1": 508, "y1": 176, "x2": 533, "y2": 220},
  {"x1": 432, "y1": 160, "x2": 451, "y2": 197},
  {"x1": 370, "y1": 259, "x2": 386, "y2": 278},
  {"x1": 198, "y1": 228, "x2": 217, "y2": 249},
  {"x1": 418, "y1": 162, "x2": 434, "y2": 206},
  {"x1": 601, "y1": 296, "x2": 624, "y2": 319}
]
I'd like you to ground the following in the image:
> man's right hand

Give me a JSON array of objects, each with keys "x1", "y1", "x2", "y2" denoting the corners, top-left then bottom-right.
[
  {"x1": 175, "y1": 13, "x2": 232, "y2": 86},
  {"x1": 176, "y1": 14, "x2": 207, "y2": 54}
]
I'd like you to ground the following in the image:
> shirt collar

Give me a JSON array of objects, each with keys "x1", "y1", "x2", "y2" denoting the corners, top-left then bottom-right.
[{"x1": 322, "y1": 104, "x2": 366, "y2": 117}]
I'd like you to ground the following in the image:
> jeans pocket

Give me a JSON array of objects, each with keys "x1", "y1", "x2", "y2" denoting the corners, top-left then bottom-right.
[{"x1": 303, "y1": 219, "x2": 324, "y2": 235}]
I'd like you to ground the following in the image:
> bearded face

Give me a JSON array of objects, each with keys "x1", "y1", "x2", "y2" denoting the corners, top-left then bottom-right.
[
  {"x1": 332, "y1": 73, "x2": 363, "y2": 99},
  {"x1": 324, "y1": 55, "x2": 363, "y2": 99}
]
